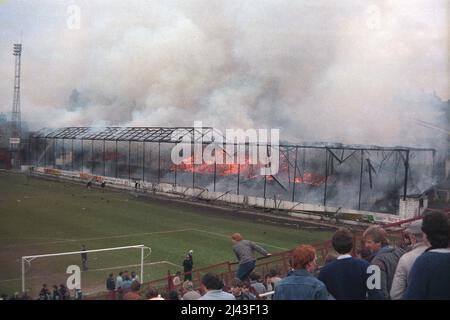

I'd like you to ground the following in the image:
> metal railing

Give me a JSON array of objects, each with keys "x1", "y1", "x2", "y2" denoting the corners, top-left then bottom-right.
[{"x1": 86, "y1": 214, "x2": 426, "y2": 299}]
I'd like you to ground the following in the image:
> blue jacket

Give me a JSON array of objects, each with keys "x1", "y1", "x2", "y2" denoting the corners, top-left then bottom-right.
[
  {"x1": 273, "y1": 269, "x2": 329, "y2": 300},
  {"x1": 106, "y1": 277, "x2": 116, "y2": 291}
]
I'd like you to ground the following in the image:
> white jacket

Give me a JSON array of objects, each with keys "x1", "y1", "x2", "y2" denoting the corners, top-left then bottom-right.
[{"x1": 390, "y1": 243, "x2": 428, "y2": 300}]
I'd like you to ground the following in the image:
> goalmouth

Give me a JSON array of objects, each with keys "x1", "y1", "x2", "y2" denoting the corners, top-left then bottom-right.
[{"x1": 21, "y1": 244, "x2": 151, "y2": 296}]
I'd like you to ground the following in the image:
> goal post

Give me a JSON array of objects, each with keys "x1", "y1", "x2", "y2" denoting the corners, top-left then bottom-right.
[{"x1": 21, "y1": 244, "x2": 151, "y2": 297}]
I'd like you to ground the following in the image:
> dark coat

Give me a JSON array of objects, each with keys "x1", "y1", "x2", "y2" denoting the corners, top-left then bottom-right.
[
  {"x1": 183, "y1": 255, "x2": 193, "y2": 272},
  {"x1": 106, "y1": 277, "x2": 116, "y2": 291}
]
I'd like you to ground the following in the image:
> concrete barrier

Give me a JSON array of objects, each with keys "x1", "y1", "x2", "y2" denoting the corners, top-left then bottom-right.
[{"x1": 32, "y1": 167, "x2": 404, "y2": 225}]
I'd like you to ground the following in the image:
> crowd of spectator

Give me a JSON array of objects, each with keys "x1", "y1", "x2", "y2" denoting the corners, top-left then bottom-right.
[
  {"x1": 3, "y1": 211, "x2": 448, "y2": 300},
  {"x1": 98, "y1": 211, "x2": 449, "y2": 300},
  {"x1": 272, "y1": 211, "x2": 450, "y2": 300}
]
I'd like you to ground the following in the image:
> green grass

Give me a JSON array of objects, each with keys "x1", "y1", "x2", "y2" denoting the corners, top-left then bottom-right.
[{"x1": 0, "y1": 172, "x2": 332, "y2": 297}]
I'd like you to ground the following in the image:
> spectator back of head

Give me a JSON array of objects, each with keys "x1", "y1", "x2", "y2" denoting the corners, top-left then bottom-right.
[
  {"x1": 332, "y1": 228, "x2": 354, "y2": 254},
  {"x1": 422, "y1": 211, "x2": 450, "y2": 249},
  {"x1": 201, "y1": 273, "x2": 223, "y2": 290},
  {"x1": 145, "y1": 287, "x2": 159, "y2": 299},
  {"x1": 291, "y1": 245, "x2": 316, "y2": 269}
]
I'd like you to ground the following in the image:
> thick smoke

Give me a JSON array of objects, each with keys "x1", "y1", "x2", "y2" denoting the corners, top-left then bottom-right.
[{"x1": 0, "y1": 0, "x2": 448, "y2": 151}]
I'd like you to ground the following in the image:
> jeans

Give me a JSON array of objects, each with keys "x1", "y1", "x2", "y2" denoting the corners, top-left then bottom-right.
[{"x1": 236, "y1": 260, "x2": 256, "y2": 282}]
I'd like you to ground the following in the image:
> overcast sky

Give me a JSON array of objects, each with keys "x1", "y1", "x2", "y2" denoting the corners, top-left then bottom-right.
[{"x1": 0, "y1": 0, "x2": 448, "y2": 147}]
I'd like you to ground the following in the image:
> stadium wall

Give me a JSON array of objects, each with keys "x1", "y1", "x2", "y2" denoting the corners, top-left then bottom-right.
[{"x1": 25, "y1": 166, "x2": 424, "y2": 226}]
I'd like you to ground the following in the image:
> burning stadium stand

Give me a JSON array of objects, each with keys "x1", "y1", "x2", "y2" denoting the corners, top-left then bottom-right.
[{"x1": 28, "y1": 126, "x2": 436, "y2": 222}]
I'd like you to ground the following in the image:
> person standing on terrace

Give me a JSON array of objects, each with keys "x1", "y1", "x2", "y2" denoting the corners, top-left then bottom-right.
[{"x1": 231, "y1": 233, "x2": 271, "y2": 282}]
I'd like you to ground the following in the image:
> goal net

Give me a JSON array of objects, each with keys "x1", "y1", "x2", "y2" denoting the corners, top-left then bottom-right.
[{"x1": 21, "y1": 244, "x2": 151, "y2": 299}]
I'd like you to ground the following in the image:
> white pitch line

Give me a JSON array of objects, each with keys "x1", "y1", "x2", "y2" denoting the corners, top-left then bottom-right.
[
  {"x1": 0, "y1": 237, "x2": 73, "y2": 242},
  {"x1": 2, "y1": 228, "x2": 288, "y2": 251},
  {"x1": 71, "y1": 228, "x2": 196, "y2": 242},
  {"x1": 1, "y1": 228, "x2": 196, "y2": 249},
  {"x1": 190, "y1": 228, "x2": 288, "y2": 251}
]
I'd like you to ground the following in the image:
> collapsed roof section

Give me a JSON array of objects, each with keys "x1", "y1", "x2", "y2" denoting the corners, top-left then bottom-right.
[
  {"x1": 33, "y1": 126, "x2": 216, "y2": 143},
  {"x1": 33, "y1": 127, "x2": 435, "y2": 153}
]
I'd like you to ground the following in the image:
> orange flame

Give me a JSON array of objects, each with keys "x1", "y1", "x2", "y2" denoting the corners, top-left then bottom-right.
[{"x1": 171, "y1": 151, "x2": 327, "y2": 186}]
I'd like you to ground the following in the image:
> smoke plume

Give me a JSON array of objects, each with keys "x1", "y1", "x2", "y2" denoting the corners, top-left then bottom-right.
[{"x1": 0, "y1": 0, "x2": 448, "y2": 150}]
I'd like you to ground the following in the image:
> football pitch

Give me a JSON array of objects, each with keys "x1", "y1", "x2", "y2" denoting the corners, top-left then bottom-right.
[{"x1": 0, "y1": 172, "x2": 332, "y2": 297}]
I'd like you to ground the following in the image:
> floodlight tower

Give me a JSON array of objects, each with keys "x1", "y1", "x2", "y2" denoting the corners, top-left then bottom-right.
[{"x1": 10, "y1": 44, "x2": 22, "y2": 168}]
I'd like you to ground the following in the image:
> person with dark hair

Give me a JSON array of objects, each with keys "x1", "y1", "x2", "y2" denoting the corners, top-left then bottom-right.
[
  {"x1": 121, "y1": 274, "x2": 133, "y2": 294},
  {"x1": 198, "y1": 273, "x2": 235, "y2": 300},
  {"x1": 249, "y1": 272, "x2": 267, "y2": 298},
  {"x1": 231, "y1": 233, "x2": 271, "y2": 282},
  {"x1": 242, "y1": 282, "x2": 256, "y2": 300},
  {"x1": 58, "y1": 284, "x2": 70, "y2": 300},
  {"x1": 52, "y1": 285, "x2": 61, "y2": 300},
  {"x1": 131, "y1": 271, "x2": 139, "y2": 283},
  {"x1": 401, "y1": 233, "x2": 412, "y2": 251},
  {"x1": 318, "y1": 228, "x2": 370, "y2": 300},
  {"x1": 146, "y1": 287, "x2": 164, "y2": 300},
  {"x1": 268, "y1": 269, "x2": 282, "y2": 288},
  {"x1": 230, "y1": 278, "x2": 253, "y2": 300},
  {"x1": 273, "y1": 245, "x2": 329, "y2": 300},
  {"x1": 106, "y1": 273, "x2": 116, "y2": 300},
  {"x1": 116, "y1": 271, "x2": 124, "y2": 300},
  {"x1": 403, "y1": 212, "x2": 450, "y2": 299},
  {"x1": 390, "y1": 220, "x2": 429, "y2": 300},
  {"x1": 264, "y1": 274, "x2": 273, "y2": 294},
  {"x1": 183, "y1": 250, "x2": 194, "y2": 281},
  {"x1": 39, "y1": 284, "x2": 51, "y2": 300},
  {"x1": 363, "y1": 225, "x2": 405, "y2": 299}
]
